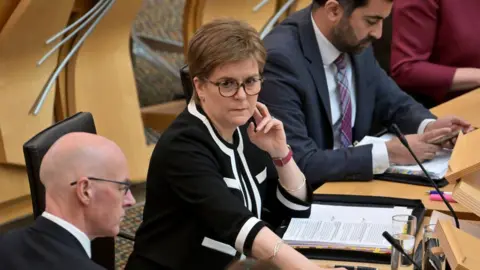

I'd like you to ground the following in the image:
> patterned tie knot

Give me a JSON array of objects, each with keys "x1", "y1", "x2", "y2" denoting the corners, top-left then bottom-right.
[{"x1": 334, "y1": 53, "x2": 347, "y2": 70}]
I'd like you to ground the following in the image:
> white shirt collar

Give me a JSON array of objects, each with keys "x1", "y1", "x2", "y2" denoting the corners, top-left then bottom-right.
[
  {"x1": 41, "y1": 211, "x2": 92, "y2": 258},
  {"x1": 311, "y1": 14, "x2": 342, "y2": 66}
]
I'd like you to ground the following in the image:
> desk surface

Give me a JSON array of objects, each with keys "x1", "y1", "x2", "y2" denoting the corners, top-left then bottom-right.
[
  {"x1": 313, "y1": 89, "x2": 480, "y2": 218},
  {"x1": 431, "y1": 88, "x2": 480, "y2": 128},
  {"x1": 309, "y1": 88, "x2": 480, "y2": 268},
  {"x1": 314, "y1": 180, "x2": 472, "y2": 216}
]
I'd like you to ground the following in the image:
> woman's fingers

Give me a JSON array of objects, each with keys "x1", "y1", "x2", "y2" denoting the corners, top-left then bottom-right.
[
  {"x1": 253, "y1": 107, "x2": 263, "y2": 126},
  {"x1": 256, "y1": 102, "x2": 271, "y2": 118}
]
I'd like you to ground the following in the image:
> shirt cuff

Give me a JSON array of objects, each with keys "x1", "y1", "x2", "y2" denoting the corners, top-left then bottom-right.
[
  {"x1": 234, "y1": 217, "x2": 265, "y2": 256},
  {"x1": 417, "y1": 119, "x2": 436, "y2": 134},
  {"x1": 372, "y1": 142, "x2": 390, "y2": 174}
]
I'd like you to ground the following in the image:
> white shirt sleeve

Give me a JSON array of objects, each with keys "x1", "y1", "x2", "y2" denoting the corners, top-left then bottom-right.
[
  {"x1": 370, "y1": 118, "x2": 436, "y2": 174},
  {"x1": 371, "y1": 142, "x2": 390, "y2": 174},
  {"x1": 417, "y1": 119, "x2": 437, "y2": 134}
]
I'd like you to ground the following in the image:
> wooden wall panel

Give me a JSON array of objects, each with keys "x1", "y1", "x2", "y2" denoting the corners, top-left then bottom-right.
[
  {"x1": 0, "y1": 164, "x2": 29, "y2": 205},
  {"x1": 0, "y1": 0, "x2": 75, "y2": 165},
  {"x1": 0, "y1": 195, "x2": 32, "y2": 225},
  {"x1": 289, "y1": 0, "x2": 310, "y2": 13},
  {"x1": 183, "y1": 0, "x2": 278, "y2": 48},
  {"x1": 69, "y1": 0, "x2": 153, "y2": 182},
  {"x1": 0, "y1": 0, "x2": 20, "y2": 33},
  {"x1": 201, "y1": 0, "x2": 277, "y2": 33}
]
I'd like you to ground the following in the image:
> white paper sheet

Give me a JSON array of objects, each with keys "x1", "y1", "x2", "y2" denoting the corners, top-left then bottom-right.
[
  {"x1": 282, "y1": 204, "x2": 413, "y2": 250},
  {"x1": 356, "y1": 134, "x2": 451, "y2": 179}
]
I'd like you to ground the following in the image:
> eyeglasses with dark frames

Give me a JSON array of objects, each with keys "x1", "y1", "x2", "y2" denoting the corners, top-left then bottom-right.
[
  {"x1": 204, "y1": 76, "x2": 264, "y2": 97},
  {"x1": 70, "y1": 177, "x2": 131, "y2": 195}
]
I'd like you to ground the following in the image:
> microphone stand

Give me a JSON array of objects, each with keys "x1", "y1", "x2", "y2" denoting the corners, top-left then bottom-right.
[{"x1": 390, "y1": 124, "x2": 460, "y2": 229}]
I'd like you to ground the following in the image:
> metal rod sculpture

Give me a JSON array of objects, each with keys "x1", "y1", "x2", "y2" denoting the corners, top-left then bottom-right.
[
  {"x1": 30, "y1": 0, "x2": 116, "y2": 115},
  {"x1": 260, "y1": 0, "x2": 296, "y2": 39},
  {"x1": 253, "y1": 0, "x2": 270, "y2": 12}
]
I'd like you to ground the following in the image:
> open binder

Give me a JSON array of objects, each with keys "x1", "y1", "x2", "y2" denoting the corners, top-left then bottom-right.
[
  {"x1": 365, "y1": 131, "x2": 450, "y2": 187},
  {"x1": 375, "y1": 173, "x2": 449, "y2": 187},
  {"x1": 275, "y1": 194, "x2": 426, "y2": 264},
  {"x1": 376, "y1": 128, "x2": 480, "y2": 188}
]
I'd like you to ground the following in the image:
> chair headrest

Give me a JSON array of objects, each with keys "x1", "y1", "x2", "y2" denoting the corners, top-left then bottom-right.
[
  {"x1": 180, "y1": 65, "x2": 192, "y2": 103},
  {"x1": 22, "y1": 112, "x2": 96, "y2": 218}
]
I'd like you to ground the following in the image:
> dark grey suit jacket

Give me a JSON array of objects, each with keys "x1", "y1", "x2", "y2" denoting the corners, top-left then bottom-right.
[
  {"x1": 0, "y1": 216, "x2": 104, "y2": 270},
  {"x1": 259, "y1": 6, "x2": 435, "y2": 189}
]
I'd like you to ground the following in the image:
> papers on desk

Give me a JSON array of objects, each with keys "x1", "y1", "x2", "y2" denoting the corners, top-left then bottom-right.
[
  {"x1": 282, "y1": 204, "x2": 412, "y2": 252},
  {"x1": 357, "y1": 134, "x2": 451, "y2": 179}
]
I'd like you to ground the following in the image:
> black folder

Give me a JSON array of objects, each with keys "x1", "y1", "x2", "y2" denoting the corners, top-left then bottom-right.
[
  {"x1": 371, "y1": 129, "x2": 450, "y2": 188},
  {"x1": 375, "y1": 173, "x2": 449, "y2": 187},
  {"x1": 275, "y1": 194, "x2": 426, "y2": 265}
]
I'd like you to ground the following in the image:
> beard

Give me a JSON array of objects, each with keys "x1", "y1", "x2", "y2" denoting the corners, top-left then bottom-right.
[{"x1": 331, "y1": 17, "x2": 375, "y2": 54}]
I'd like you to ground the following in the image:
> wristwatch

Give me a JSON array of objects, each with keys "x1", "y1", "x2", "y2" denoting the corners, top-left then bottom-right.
[{"x1": 272, "y1": 145, "x2": 293, "y2": 167}]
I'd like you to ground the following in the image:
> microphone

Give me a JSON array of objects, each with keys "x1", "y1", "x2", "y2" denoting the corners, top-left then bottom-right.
[
  {"x1": 390, "y1": 124, "x2": 460, "y2": 229},
  {"x1": 382, "y1": 231, "x2": 421, "y2": 269}
]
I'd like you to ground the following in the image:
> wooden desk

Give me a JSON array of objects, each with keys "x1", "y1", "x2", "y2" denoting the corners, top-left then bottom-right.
[
  {"x1": 314, "y1": 181, "x2": 477, "y2": 219},
  {"x1": 313, "y1": 88, "x2": 480, "y2": 222},
  {"x1": 431, "y1": 88, "x2": 480, "y2": 128}
]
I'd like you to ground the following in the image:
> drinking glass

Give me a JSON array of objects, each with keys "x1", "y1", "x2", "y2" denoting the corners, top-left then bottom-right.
[{"x1": 391, "y1": 215, "x2": 417, "y2": 270}]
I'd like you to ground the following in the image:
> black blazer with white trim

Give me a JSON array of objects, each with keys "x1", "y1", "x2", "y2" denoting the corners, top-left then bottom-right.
[{"x1": 126, "y1": 101, "x2": 312, "y2": 270}]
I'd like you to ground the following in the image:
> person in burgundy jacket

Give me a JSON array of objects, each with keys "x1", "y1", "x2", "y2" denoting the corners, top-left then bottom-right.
[{"x1": 390, "y1": 0, "x2": 480, "y2": 108}]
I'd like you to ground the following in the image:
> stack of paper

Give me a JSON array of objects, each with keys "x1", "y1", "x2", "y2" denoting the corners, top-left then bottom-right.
[
  {"x1": 282, "y1": 204, "x2": 412, "y2": 252},
  {"x1": 356, "y1": 134, "x2": 452, "y2": 179}
]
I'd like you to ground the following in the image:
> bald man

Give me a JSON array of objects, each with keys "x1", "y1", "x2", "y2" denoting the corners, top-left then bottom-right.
[{"x1": 0, "y1": 132, "x2": 136, "y2": 270}]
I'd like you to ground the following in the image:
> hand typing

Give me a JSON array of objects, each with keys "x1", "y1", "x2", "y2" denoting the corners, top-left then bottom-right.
[
  {"x1": 386, "y1": 128, "x2": 452, "y2": 165},
  {"x1": 424, "y1": 116, "x2": 474, "y2": 149}
]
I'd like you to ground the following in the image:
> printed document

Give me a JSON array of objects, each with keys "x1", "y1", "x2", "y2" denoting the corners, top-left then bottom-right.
[{"x1": 282, "y1": 204, "x2": 412, "y2": 251}]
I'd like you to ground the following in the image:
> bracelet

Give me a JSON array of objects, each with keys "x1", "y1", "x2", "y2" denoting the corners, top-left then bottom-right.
[
  {"x1": 268, "y1": 239, "x2": 284, "y2": 260},
  {"x1": 272, "y1": 145, "x2": 293, "y2": 167},
  {"x1": 279, "y1": 175, "x2": 306, "y2": 192}
]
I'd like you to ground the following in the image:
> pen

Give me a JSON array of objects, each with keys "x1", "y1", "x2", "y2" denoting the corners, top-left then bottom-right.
[
  {"x1": 430, "y1": 193, "x2": 456, "y2": 203},
  {"x1": 425, "y1": 191, "x2": 452, "y2": 195}
]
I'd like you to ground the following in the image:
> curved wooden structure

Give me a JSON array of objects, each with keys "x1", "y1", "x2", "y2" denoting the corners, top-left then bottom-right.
[
  {"x1": 0, "y1": 0, "x2": 312, "y2": 225},
  {"x1": 0, "y1": 164, "x2": 31, "y2": 224},
  {"x1": 0, "y1": 0, "x2": 75, "y2": 224},
  {"x1": 68, "y1": 0, "x2": 153, "y2": 182},
  {"x1": 183, "y1": 0, "x2": 279, "y2": 55},
  {"x1": 56, "y1": 0, "x2": 96, "y2": 122},
  {"x1": 289, "y1": 0, "x2": 311, "y2": 13},
  {"x1": 144, "y1": 0, "x2": 284, "y2": 133},
  {"x1": 0, "y1": 0, "x2": 75, "y2": 165},
  {"x1": 1, "y1": 0, "x2": 155, "y2": 224},
  {"x1": 0, "y1": 0, "x2": 20, "y2": 33}
]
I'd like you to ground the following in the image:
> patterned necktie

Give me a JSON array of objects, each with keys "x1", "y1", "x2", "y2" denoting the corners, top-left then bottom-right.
[{"x1": 333, "y1": 53, "x2": 352, "y2": 147}]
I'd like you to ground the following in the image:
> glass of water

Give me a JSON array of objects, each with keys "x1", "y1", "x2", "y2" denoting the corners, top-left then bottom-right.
[{"x1": 391, "y1": 215, "x2": 417, "y2": 270}]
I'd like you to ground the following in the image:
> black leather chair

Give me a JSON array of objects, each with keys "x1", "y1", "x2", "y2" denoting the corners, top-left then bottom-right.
[
  {"x1": 22, "y1": 112, "x2": 115, "y2": 270},
  {"x1": 180, "y1": 65, "x2": 193, "y2": 103}
]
